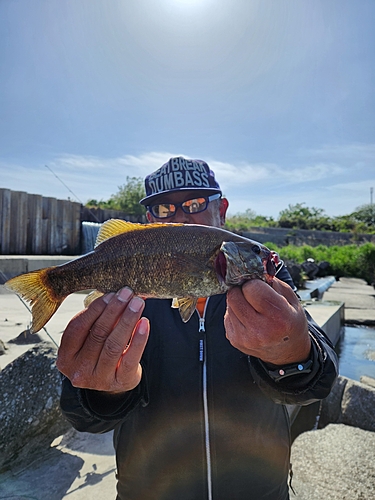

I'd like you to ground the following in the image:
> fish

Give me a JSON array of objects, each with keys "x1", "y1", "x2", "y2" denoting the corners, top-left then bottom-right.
[{"x1": 5, "y1": 219, "x2": 279, "y2": 333}]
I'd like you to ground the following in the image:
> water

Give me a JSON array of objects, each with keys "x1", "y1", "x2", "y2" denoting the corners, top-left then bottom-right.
[
  {"x1": 81, "y1": 221, "x2": 101, "y2": 254},
  {"x1": 335, "y1": 325, "x2": 375, "y2": 381}
]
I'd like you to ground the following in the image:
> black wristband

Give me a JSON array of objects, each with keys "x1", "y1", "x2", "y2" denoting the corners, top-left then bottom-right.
[{"x1": 260, "y1": 358, "x2": 313, "y2": 382}]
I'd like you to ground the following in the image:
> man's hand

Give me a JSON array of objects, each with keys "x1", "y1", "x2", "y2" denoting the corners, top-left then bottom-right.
[
  {"x1": 224, "y1": 277, "x2": 311, "y2": 366},
  {"x1": 56, "y1": 287, "x2": 149, "y2": 393}
]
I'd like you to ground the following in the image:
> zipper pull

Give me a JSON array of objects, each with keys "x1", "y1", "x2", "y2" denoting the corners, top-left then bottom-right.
[
  {"x1": 199, "y1": 317, "x2": 205, "y2": 332},
  {"x1": 198, "y1": 313, "x2": 205, "y2": 362}
]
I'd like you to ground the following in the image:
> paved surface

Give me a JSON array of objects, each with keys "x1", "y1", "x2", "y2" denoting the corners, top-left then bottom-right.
[
  {"x1": 0, "y1": 278, "x2": 374, "y2": 499},
  {"x1": 323, "y1": 277, "x2": 375, "y2": 324}
]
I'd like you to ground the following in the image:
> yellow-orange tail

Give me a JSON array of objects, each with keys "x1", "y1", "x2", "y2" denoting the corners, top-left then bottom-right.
[{"x1": 5, "y1": 267, "x2": 65, "y2": 333}]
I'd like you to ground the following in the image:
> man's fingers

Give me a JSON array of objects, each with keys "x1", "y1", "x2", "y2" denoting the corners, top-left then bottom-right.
[
  {"x1": 239, "y1": 278, "x2": 299, "y2": 315},
  {"x1": 56, "y1": 286, "x2": 150, "y2": 392},
  {"x1": 57, "y1": 293, "x2": 112, "y2": 372},
  {"x1": 271, "y1": 278, "x2": 300, "y2": 306},
  {"x1": 97, "y1": 295, "x2": 146, "y2": 368},
  {"x1": 116, "y1": 317, "x2": 150, "y2": 387}
]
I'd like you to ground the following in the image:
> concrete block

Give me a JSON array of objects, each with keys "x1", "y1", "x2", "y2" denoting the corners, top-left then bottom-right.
[
  {"x1": 0, "y1": 343, "x2": 70, "y2": 471},
  {"x1": 0, "y1": 258, "x2": 28, "y2": 283},
  {"x1": 320, "y1": 376, "x2": 347, "y2": 426},
  {"x1": 340, "y1": 378, "x2": 375, "y2": 432},
  {"x1": 26, "y1": 256, "x2": 72, "y2": 272}
]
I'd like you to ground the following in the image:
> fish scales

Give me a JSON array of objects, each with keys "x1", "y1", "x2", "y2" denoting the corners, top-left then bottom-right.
[
  {"x1": 47, "y1": 225, "x2": 227, "y2": 297},
  {"x1": 5, "y1": 220, "x2": 276, "y2": 332}
]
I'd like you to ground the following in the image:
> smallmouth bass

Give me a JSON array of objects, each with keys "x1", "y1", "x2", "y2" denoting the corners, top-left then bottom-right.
[{"x1": 5, "y1": 219, "x2": 279, "y2": 332}]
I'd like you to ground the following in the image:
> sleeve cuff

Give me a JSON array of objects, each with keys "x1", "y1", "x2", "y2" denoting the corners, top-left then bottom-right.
[{"x1": 79, "y1": 372, "x2": 149, "y2": 421}]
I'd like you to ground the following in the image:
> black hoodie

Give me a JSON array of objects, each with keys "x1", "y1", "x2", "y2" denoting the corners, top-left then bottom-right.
[{"x1": 60, "y1": 265, "x2": 338, "y2": 500}]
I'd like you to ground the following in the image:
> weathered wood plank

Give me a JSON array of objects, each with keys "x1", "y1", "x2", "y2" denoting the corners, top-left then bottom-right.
[
  {"x1": 28, "y1": 194, "x2": 43, "y2": 254},
  {"x1": 46, "y1": 197, "x2": 58, "y2": 254},
  {"x1": 1, "y1": 189, "x2": 12, "y2": 254},
  {"x1": 18, "y1": 191, "x2": 28, "y2": 254}
]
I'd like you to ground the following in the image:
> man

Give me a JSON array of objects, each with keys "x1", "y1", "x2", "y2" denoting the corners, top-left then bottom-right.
[{"x1": 58, "y1": 157, "x2": 338, "y2": 500}]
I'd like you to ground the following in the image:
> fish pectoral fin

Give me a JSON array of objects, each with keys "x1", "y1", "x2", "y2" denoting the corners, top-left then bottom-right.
[
  {"x1": 172, "y1": 297, "x2": 198, "y2": 323},
  {"x1": 84, "y1": 290, "x2": 104, "y2": 308}
]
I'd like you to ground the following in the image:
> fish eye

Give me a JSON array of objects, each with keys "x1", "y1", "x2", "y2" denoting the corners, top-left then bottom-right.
[{"x1": 251, "y1": 244, "x2": 261, "y2": 255}]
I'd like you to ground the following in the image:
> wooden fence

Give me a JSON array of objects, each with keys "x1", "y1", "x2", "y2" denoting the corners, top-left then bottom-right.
[
  {"x1": 0, "y1": 189, "x2": 81, "y2": 255},
  {"x1": 0, "y1": 189, "x2": 147, "y2": 255}
]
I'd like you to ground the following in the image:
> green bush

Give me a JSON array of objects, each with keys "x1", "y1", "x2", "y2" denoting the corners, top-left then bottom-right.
[
  {"x1": 267, "y1": 243, "x2": 375, "y2": 285},
  {"x1": 225, "y1": 202, "x2": 374, "y2": 233}
]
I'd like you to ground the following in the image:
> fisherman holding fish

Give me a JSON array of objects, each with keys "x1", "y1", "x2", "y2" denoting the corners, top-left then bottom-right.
[{"x1": 7, "y1": 157, "x2": 338, "y2": 500}]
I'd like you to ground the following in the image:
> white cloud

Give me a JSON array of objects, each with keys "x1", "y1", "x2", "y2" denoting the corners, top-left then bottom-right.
[
  {"x1": 300, "y1": 142, "x2": 375, "y2": 163},
  {"x1": 1, "y1": 149, "x2": 373, "y2": 217},
  {"x1": 328, "y1": 179, "x2": 375, "y2": 196},
  {"x1": 206, "y1": 159, "x2": 345, "y2": 189},
  {"x1": 278, "y1": 163, "x2": 345, "y2": 183}
]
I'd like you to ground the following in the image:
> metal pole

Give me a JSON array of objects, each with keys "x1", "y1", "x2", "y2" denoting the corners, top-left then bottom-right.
[{"x1": 371, "y1": 187, "x2": 373, "y2": 205}]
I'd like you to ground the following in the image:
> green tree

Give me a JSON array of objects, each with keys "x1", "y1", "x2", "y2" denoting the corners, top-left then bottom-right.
[
  {"x1": 351, "y1": 203, "x2": 375, "y2": 230},
  {"x1": 278, "y1": 203, "x2": 333, "y2": 230},
  {"x1": 225, "y1": 209, "x2": 275, "y2": 232},
  {"x1": 85, "y1": 177, "x2": 146, "y2": 215},
  {"x1": 111, "y1": 177, "x2": 146, "y2": 215}
]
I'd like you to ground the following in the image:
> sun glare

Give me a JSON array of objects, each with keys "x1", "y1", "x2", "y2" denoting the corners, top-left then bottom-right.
[
  {"x1": 172, "y1": 0, "x2": 203, "y2": 5},
  {"x1": 163, "y1": 0, "x2": 213, "y2": 10}
]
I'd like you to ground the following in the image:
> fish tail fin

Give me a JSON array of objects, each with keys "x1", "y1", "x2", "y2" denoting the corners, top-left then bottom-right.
[{"x1": 5, "y1": 267, "x2": 65, "y2": 333}]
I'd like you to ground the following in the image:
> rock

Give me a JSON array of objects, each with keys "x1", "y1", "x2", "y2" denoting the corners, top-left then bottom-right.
[
  {"x1": 365, "y1": 349, "x2": 375, "y2": 361},
  {"x1": 341, "y1": 378, "x2": 375, "y2": 432},
  {"x1": 291, "y1": 424, "x2": 375, "y2": 500},
  {"x1": 301, "y1": 261, "x2": 319, "y2": 280},
  {"x1": 321, "y1": 376, "x2": 375, "y2": 432},
  {"x1": 360, "y1": 375, "x2": 375, "y2": 388},
  {"x1": 0, "y1": 339, "x2": 8, "y2": 355},
  {"x1": 285, "y1": 261, "x2": 304, "y2": 288},
  {"x1": 316, "y1": 260, "x2": 330, "y2": 277},
  {"x1": 320, "y1": 376, "x2": 347, "y2": 426},
  {"x1": 8, "y1": 329, "x2": 43, "y2": 345},
  {"x1": 0, "y1": 342, "x2": 70, "y2": 472}
]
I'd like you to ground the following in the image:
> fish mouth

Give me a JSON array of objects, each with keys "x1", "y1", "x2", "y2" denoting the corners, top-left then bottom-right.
[
  {"x1": 215, "y1": 251, "x2": 227, "y2": 284},
  {"x1": 216, "y1": 241, "x2": 277, "y2": 286}
]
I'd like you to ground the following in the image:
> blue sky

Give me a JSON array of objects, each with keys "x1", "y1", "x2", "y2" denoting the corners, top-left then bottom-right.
[{"x1": 0, "y1": 0, "x2": 374, "y2": 218}]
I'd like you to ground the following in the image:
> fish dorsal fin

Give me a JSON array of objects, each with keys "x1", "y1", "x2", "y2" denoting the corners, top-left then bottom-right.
[
  {"x1": 95, "y1": 219, "x2": 184, "y2": 248},
  {"x1": 95, "y1": 219, "x2": 146, "y2": 247},
  {"x1": 172, "y1": 297, "x2": 198, "y2": 323}
]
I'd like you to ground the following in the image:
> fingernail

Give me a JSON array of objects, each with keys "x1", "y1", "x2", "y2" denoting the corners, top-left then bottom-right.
[
  {"x1": 137, "y1": 317, "x2": 149, "y2": 335},
  {"x1": 117, "y1": 287, "x2": 133, "y2": 303},
  {"x1": 103, "y1": 292, "x2": 115, "y2": 304},
  {"x1": 129, "y1": 296, "x2": 144, "y2": 313}
]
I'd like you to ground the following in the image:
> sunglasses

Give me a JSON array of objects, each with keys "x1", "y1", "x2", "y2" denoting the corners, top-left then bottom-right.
[{"x1": 148, "y1": 193, "x2": 221, "y2": 219}]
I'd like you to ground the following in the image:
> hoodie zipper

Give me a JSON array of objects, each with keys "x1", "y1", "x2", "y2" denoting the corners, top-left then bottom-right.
[{"x1": 198, "y1": 299, "x2": 213, "y2": 500}]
